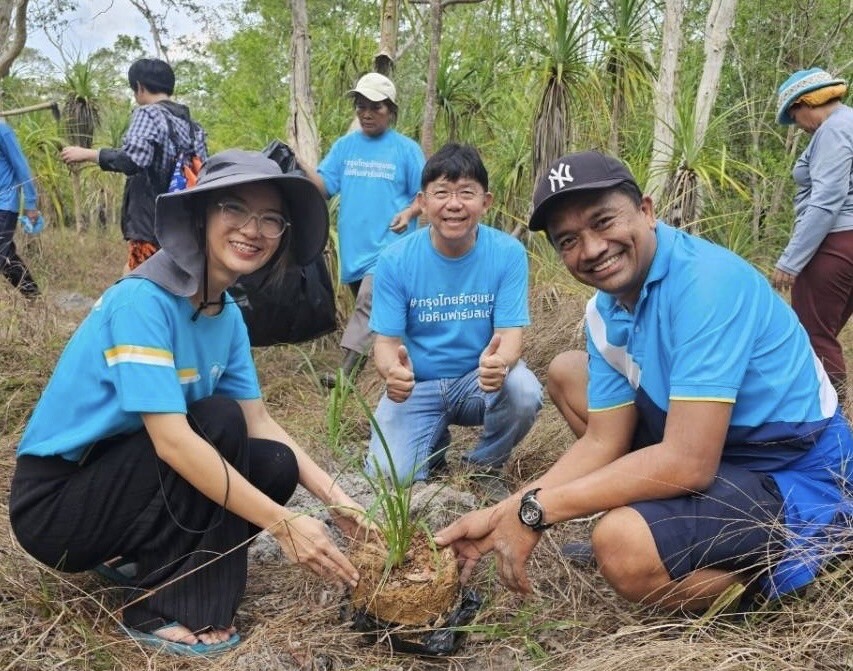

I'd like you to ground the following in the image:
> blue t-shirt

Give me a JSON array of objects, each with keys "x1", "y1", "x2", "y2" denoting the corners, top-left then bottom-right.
[
  {"x1": 17, "y1": 279, "x2": 260, "y2": 462},
  {"x1": 585, "y1": 222, "x2": 852, "y2": 596},
  {"x1": 370, "y1": 224, "x2": 530, "y2": 380},
  {"x1": 318, "y1": 129, "x2": 425, "y2": 283}
]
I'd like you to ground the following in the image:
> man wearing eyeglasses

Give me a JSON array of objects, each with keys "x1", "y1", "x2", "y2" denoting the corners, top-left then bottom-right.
[
  {"x1": 364, "y1": 143, "x2": 543, "y2": 501},
  {"x1": 300, "y1": 73, "x2": 425, "y2": 388}
]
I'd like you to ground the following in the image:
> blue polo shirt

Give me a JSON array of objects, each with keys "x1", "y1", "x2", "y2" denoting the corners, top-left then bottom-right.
[{"x1": 585, "y1": 221, "x2": 852, "y2": 596}]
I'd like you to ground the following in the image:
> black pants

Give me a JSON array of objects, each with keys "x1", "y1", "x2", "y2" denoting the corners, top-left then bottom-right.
[
  {"x1": 9, "y1": 396, "x2": 299, "y2": 632},
  {"x1": 0, "y1": 209, "x2": 39, "y2": 296}
]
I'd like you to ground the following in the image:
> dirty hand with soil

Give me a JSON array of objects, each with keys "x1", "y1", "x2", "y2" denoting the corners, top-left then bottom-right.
[{"x1": 436, "y1": 495, "x2": 541, "y2": 594}]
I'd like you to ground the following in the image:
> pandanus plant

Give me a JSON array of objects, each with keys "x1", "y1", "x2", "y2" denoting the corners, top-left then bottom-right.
[{"x1": 62, "y1": 60, "x2": 101, "y2": 234}]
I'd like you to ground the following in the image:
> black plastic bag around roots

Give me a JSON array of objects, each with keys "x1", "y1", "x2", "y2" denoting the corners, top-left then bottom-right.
[{"x1": 350, "y1": 589, "x2": 483, "y2": 657}]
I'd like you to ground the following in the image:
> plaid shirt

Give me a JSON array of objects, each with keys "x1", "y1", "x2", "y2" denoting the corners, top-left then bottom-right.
[{"x1": 100, "y1": 101, "x2": 207, "y2": 184}]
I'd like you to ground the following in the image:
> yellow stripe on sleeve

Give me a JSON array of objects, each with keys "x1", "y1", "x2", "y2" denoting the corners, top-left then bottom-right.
[{"x1": 104, "y1": 345, "x2": 174, "y2": 368}]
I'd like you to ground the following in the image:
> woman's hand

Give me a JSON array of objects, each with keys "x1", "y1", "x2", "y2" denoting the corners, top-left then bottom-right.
[
  {"x1": 328, "y1": 498, "x2": 383, "y2": 545},
  {"x1": 272, "y1": 514, "x2": 359, "y2": 587},
  {"x1": 771, "y1": 268, "x2": 796, "y2": 291}
]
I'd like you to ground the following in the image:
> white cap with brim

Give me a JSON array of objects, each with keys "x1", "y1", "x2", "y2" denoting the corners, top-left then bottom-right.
[
  {"x1": 130, "y1": 149, "x2": 329, "y2": 297},
  {"x1": 348, "y1": 72, "x2": 397, "y2": 104}
]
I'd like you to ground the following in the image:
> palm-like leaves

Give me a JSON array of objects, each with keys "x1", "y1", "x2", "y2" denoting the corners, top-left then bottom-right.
[
  {"x1": 592, "y1": 0, "x2": 656, "y2": 154},
  {"x1": 527, "y1": 0, "x2": 591, "y2": 183},
  {"x1": 659, "y1": 88, "x2": 756, "y2": 230},
  {"x1": 62, "y1": 60, "x2": 100, "y2": 149}
]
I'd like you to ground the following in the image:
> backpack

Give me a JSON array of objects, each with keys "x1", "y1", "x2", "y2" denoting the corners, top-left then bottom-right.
[
  {"x1": 162, "y1": 109, "x2": 203, "y2": 193},
  {"x1": 230, "y1": 140, "x2": 338, "y2": 346}
]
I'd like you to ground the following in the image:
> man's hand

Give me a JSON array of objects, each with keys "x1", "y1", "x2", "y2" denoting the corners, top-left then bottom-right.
[
  {"x1": 435, "y1": 498, "x2": 540, "y2": 593},
  {"x1": 390, "y1": 206, "x2": 413, "y2": 234},
  {"x1": 478, "y1": 334, "x2": 508, "y2": 392},
  {"x1": 386, "y1": 345, "x2": 415, "y2": 402},
  {"x1": 771, "y1": 268, "x2": 796, "y2": 292},
  {"x1": 60, "y1": 146, "x2": 97, "y2": 165}
]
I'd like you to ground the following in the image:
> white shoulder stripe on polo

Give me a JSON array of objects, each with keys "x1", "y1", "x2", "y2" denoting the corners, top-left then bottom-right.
[
  {"x1": 812, "y1": 352, "x2": 839, "y2": 418},
  {"x1": 586, "y1": 297, "x2": 642, "y2": 390}
]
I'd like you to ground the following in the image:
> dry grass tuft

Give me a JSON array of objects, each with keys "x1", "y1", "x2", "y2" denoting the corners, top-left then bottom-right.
[{"x1": 1, "y1": 228, "x2": 851, "y2": 670}]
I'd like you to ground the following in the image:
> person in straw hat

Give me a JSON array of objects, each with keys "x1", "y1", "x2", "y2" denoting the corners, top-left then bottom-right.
[
  {"x1": 772, "y1": 67, "x2": 853, "y2": 402},
  {"x1": 9, "y1": 150, "x2": 372, "y2": 656}
]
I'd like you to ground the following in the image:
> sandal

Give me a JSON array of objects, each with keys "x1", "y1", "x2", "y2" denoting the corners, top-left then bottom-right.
[{"x1": 122, "y1": 621, "x2": 240, "y2": 657}]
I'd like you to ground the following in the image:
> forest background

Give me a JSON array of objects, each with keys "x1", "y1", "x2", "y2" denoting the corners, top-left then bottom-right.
[
  {"x1": 2, "y1": 0, "x2": 851, "y2": 267},
  {"x1": 1, "y1": 0, "x2": 852, "y2": 669}
]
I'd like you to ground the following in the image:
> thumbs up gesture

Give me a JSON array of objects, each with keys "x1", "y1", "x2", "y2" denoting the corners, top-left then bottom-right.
[
  {"x1": 386, "y1": 344, "x2": 415, "y2": 403},
  {"x1": 478, "y1": 334, "x2": 509, "y2": 392}
]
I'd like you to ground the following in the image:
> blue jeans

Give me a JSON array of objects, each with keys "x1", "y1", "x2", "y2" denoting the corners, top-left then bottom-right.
[{"x1": 366, "y1": 361, "x2": 543, "y2": 482}]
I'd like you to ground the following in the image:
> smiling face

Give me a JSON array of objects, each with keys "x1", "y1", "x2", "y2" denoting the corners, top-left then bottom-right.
[
  {"x1": 204, "y1": 182, "x2": 286, "y2": 291},
  {"x1": 546, "y1": 187, "x2": 657, "y2": 310},
  {"x1": 417, "y1": 176, "x2": 493, "y2": 257}
]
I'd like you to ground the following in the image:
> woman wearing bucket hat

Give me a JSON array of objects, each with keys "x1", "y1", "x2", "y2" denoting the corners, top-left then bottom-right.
[
  {"x1": 772, "y1": 67, "x2": 853, "y2": 401},
  {"x1": 9, "y1": 150, "x2": 373, "y2": 656}
]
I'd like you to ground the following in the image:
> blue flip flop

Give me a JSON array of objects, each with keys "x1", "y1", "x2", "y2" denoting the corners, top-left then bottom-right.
[{"x1": 122, "y1": 622, "x2": 240, "y2": 657}]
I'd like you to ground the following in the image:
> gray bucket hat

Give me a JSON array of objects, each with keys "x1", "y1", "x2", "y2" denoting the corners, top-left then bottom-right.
[{"x1": 131, "y1": 149, "x2": 328, "y2": 297}]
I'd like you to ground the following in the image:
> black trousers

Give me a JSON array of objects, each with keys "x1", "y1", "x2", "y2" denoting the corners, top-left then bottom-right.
[
  {"x1": 10, "y1": 396, "x2": 299, "y2": 632},
  {"x1": 0, "y1": 209, "x2": 39, "y2": 296}
]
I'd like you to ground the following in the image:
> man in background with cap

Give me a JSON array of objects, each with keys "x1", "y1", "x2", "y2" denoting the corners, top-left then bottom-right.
[
  {"x1": 437, "y1": 151, "x2": 852, "y2": 612},
  {"x1": 300, "y1": 72, "x2": 425, "y2": 387}
]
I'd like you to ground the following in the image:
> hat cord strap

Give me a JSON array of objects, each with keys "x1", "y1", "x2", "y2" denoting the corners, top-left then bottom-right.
[{"x1": 191, "y1": 240, "x2": 218, "y2": 321}]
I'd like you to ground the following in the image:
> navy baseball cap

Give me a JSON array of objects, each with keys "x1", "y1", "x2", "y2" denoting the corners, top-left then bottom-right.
[{"x1": 528, "y1": 151, "x2": 639, "y2": 232}]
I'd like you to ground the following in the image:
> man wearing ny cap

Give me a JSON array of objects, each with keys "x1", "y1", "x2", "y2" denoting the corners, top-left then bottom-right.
[
  {"x1": 437, "y1": 151, "x2": 853, "y2": 611},
  {"x1": 300, "y1": 72, "x2": 425, "y2": 387}
]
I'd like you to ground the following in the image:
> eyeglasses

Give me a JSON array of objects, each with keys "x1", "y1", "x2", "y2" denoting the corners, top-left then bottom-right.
[
  {"x1": 216, "y1": 201, "x2": 289, "y2": 239},
  {"x1": 424, "y1": 189, "x2": 483, "y2": 203},
  {"x1": 355, "y1": 101, "x2": 387, "y2": 113}
]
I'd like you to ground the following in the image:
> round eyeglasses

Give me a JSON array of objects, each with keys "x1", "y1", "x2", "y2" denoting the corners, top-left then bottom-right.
[
  {"x1": 424, "y1": 189, "x2": 483, "y2": 203},
  {"x1": 217, "y1": 201, "x2": 289, "y2": 239}
]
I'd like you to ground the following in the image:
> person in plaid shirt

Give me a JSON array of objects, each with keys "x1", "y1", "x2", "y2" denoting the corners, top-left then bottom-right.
[{"x1": 61, "y1": 58, "x2": 207, "y2": 272}]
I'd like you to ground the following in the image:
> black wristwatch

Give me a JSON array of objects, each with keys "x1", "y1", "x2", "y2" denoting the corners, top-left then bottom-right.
[{"x1": 518, "y1": 488, "x2": 552, "y2": 532}]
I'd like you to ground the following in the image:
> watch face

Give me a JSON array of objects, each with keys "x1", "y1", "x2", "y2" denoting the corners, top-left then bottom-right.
[{"x1": 520, "y1": 501, "x2": 543, "y2": 527}]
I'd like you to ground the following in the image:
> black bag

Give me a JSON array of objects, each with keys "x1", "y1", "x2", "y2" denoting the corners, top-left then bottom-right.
[{"x1": 231, "y1": 140, "x2": 337, "y2": 346}]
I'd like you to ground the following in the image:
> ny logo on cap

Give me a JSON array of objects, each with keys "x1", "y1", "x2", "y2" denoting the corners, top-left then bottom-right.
[{"x1": 548, "y1": 162, "x2": 574, "y2": 192}]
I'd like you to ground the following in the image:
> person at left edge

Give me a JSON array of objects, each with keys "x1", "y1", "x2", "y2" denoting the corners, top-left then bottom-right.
[
  {"x1": 0, "y1": 119, "x2": 41, "y2": 297},
  {"x1": 9, "y1": 150, "x2": 371, "y2": 656}
]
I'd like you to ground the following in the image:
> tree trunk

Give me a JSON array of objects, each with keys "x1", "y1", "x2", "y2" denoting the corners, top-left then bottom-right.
[
  {"x1": 0, "y1": 0, "x2": 28, "y2": 80},
  {"x1": 420, "y1": 0, "x2": 443, "y2": 157},
  {"x1": 70, "y1": 168, "x2": 84, "y2": 234},
  {"x1": 374, "y1": 0, "x2": 398, "y2": 75},
  {"x1": 289, "y1": 0, "x2": 320, "y2": 167},
  {"x1": 128, "y1": 0, "x2": 170, "y2": 62},
  {"x1": 607, "y1": 66, "x2": 624, "y2": 155},
  {"x1": 693, "y1": 0, "x2": 738, "y2": 149},
  {"x1": 646, "y1": 0, "x2": 684, "y2": 200}
]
